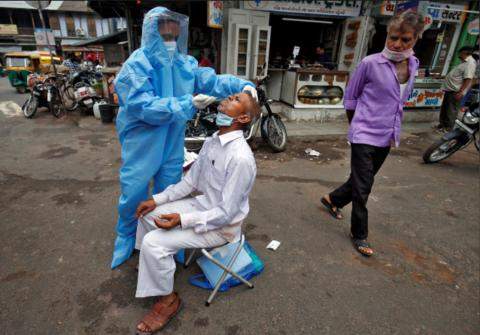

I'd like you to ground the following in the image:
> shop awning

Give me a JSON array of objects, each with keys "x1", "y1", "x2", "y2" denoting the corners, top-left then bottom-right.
[
  {"x1": 61, "y1": 39, "x2": 86, "y2": 46},
  {"x1": 0, "y1": 1, "x2": 36, "y2": 10},
  {"x1": 71, "y1": 30, "x2": 127, "y2": 46},
  {"x1": 62, "y1": 45, "x2": 104, "y2": 52},
  {"x1": 45, "y1": 0, "x2": 93, "y2": 12}
]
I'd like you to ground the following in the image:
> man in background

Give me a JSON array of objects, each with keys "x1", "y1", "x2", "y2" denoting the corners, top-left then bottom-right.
[{"x1": 437, "y1": 46, "x2": 477, "y2": 131}]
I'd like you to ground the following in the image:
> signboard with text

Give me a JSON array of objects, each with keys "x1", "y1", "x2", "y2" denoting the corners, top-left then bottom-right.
[
  {"x1": 395, "y1": 0, "x2": 419, "y2": 14},
  {"x1": 405, "y1": 87, "x2": 444, "y2": 108},
  {"x1": 34, "y1": 28, "x2": 55, "y2": 46},
  {"x1": 419, "y1": 2, "x2": 468, "y2": 23},
  {"x1": 244, "y1": 0, "x2": 361, "y2": 17},
  {"x1": 0, "y1": 24, "x2": 18, "y2": 35}
]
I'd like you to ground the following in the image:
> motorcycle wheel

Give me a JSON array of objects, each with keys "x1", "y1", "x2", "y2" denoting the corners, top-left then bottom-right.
[
  {"x1": 61, "y1": 84, "x2": 77, "y2": 111},
  {"x1": 49, "y1": 88, "x2": 66, "y2": 118},
  {"x1": 261, "y1": 114, "x2": 287, "y2": 152},
  {"x1": 422, "y1": 137, "x2": 469, "y2": 164},
  {"x1": 16, "y1": 86, "x2": 26, "y2": 94},
  {"x1": 22, "y1": 95, "x2": 38, "y2": 119}
]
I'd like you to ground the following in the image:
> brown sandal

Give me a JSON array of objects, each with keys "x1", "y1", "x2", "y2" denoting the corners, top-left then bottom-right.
[
  {"x1": 350, "y1": 236, "x2": 374, "y2": 257},
  {"x1": 321, "y1": 197, "x2": 343, "y2": 219},
  {"x1": 136, "y1": 293, "x2": 183, "y2": 334}
]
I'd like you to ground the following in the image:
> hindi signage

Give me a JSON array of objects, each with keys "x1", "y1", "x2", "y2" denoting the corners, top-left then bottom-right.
[
  {"x1": 244, "y1": 0, "x2": 361, "y2": 17},
  {"x1": 405, "y1": 88, "x2": 444, "y2": 108},
  {"x1": 395, "y1": 0, "x2": 419, "y2": 14},
  {"x1": 419, "y1": 2, "x2": 468, "y2": 23}
]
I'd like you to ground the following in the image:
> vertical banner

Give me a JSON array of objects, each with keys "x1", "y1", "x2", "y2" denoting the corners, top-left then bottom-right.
[{"x1": 207, "y1": 1, "x2": 223, "y2": 29}]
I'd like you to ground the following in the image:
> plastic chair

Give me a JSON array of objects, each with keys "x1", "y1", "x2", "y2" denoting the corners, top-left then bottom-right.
[{"x1": 184, "y1": 234, "x2": 254, "y2": 306}]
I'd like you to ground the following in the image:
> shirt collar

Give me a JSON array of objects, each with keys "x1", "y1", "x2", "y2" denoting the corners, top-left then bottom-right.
[
  {"x1": 376, "y1": 52, "x2": 415, "y2": 64},
  {"x1": 377, "y1": 53, "x2": 390, "y2": 63},
  {"x1": 214, "y1": 130, "x2": 244, "y2": 146}
]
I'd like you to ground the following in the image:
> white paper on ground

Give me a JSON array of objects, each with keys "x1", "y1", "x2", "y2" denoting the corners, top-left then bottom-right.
[
  {"x1": 266, "y1": 240, "x2": 281, "y2": 251},
  {"x1": 305, "y1": 148, "x2": 320, "y2": 157}
]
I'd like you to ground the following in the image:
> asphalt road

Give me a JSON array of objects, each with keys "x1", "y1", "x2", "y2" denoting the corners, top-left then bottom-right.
[{"x1": 0, "y1": 76, "x2": 478, "y2": 335}]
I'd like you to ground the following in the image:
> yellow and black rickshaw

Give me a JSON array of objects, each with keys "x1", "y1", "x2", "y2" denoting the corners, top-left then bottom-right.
[{"x1": 4, "y1": 51, "x2": 62, "y2": 93}]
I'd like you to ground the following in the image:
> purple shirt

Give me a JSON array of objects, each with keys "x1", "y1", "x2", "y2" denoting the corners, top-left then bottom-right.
[{"x1": 344, "y1": 53, "x2": 419, "y2": 147}]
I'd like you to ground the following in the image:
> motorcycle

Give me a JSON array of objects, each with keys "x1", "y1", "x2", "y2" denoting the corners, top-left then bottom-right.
[
  {"x1": 185, "y1": 74, "x2": 288, "y2": 152},
  {"x1": 22, "y1": 74, "x2": 48, "y2": 118},
  {"x1": 423, "y1": 97, "x2": 479, "y2": 164},
  {"x1": 22, "y1": 74, "x2": 65, "y2": 118}
]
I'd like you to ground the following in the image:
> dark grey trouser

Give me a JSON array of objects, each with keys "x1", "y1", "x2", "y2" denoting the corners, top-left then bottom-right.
[
  {"x1": 329, "y1": 144, "x2": 390, "y2": 240},
  {"x1": 439, "y1": 91, "x2": 461, "y2": 130}
]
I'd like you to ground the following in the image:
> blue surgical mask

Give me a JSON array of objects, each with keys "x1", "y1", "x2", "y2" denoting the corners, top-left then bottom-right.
[
  {"x1": 215, "y1": 112, "x2": 235, "y2": 127},
  {"x1": 164, "y1": 41, "x2": 177, "y2": 59}
]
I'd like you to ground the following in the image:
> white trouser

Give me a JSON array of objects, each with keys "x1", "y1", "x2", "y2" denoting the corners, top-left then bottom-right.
[{"x1": 135, "y1": 198, "x2": 228, "y2": 298}]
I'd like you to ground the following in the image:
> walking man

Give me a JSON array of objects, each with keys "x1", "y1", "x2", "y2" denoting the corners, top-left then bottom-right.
[{"x1": 321, "y1": 11, "x2": 424, "y2": 256}]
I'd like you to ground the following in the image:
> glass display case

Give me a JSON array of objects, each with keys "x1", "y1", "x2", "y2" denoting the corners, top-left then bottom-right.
[
  {"x1": 297, "y1": 86, "x2": 344, "y2": 105},
  {"x1": 280, "y1": 69, "x2": 348, "y2": 108},
  {"x1": 233, "y1": 24, "x2": 252, "y2": 79},
  {"x1": 251, "y1": 26, "x2": 271, "y2": 78}
]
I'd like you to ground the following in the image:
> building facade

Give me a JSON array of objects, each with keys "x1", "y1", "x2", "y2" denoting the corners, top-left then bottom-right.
[{"x1": 0, "y1": 1, "x2": 125, "y2": 58}]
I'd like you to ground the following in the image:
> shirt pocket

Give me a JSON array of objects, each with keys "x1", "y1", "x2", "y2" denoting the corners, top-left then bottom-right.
[{"x1": 208, "y1": 163, "x2": 226, "y2": 191}]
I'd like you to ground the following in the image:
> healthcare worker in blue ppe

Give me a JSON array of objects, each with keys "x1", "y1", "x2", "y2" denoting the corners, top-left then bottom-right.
[{"x1": 112, "y1": 7, "x2": 257, "y2": 269}]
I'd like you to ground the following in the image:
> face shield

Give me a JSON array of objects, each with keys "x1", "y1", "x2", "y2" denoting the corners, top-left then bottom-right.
[
  {"x1": 141, "y1": 8, "x2": 189, "y2": 62},
  {"x1": 158, "y1": 19, "x2": 180, "y2": 60}
]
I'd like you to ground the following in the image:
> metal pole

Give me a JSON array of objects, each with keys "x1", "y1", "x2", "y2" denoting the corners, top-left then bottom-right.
[
  {"x1": 37, "y1": 0, "x2": 57, "y2": 76},
  {"x1": 125, "y1": 5, "x2": 133, "y2": 55}
]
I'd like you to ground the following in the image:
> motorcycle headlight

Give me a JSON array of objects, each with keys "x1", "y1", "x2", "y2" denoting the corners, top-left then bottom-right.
[{"x1": 463, "y1": 111, "x2": 479, "y2": 125}]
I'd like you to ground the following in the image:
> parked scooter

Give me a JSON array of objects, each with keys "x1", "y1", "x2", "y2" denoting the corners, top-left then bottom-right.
[
  {"x1": 66, "y1": 69, "x2": 103, "y2": 112},
  {"x1": 423, "y1": 95, "x2": 479, "y2": 164},
  {"x1": 185, "y1": 70, "x2": 287, "y2": 152},
  {"x1": 72, "y1": 81, "x2": 101, "y2": 113}
]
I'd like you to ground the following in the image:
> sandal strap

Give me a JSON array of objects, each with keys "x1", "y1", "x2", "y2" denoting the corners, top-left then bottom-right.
[
  {"x1": 152, "y1": 292, "x2": 178, "y2": 313},
  {"x1": 353, "y1": 239, "x2": 370, "y2": 248},
  {"x1": 140, "y1": 296, "x2": 180, "y2": 332}
]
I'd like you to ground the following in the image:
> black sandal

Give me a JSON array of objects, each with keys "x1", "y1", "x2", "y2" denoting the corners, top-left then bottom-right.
[
  {"x1": 321, "y1": 197, "x2": 343, "y2": 219},
  {"x1": 351, "y1": 236, "x2": 374, "y2": 257}
]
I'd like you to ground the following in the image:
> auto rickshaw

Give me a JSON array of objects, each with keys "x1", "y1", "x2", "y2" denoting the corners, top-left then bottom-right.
[{"x1": 4, "y1": 51, "x2": 62, "y2": 93}]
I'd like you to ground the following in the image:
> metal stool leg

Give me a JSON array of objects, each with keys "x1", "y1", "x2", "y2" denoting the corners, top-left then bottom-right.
[
  {"x1": 184, "y1": 249, "x2": 197, "y2": 268},
  {"x1": 204, "y1": 235, "x2": 253, "y2": 306}
]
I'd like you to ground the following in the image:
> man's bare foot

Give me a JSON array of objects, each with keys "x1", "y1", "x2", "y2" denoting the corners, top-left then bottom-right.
[
  {"x1": 136, "y1": 293, "x2": 181, "y2": 334},
  {"x1": 321, "y1": 195, "x2": 343, "y2": 219}
]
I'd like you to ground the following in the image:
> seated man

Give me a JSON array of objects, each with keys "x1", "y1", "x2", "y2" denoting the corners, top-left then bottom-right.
[{"x1": 134, "y1": 92, "x2": 260, "y2": 334}]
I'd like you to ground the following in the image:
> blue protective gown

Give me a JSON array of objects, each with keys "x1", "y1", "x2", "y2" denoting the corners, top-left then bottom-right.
[{"x1": 112, "y1": 7, "x2": 253, "y2": 268}]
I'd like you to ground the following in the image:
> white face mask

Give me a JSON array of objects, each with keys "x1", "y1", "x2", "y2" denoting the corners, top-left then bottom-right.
[
  {"x1": 164, "y1": 41, "x2": 177, "y2": 59},
  {"x1": 382, "y1": 46, "x2": 414, "y2": 62}
]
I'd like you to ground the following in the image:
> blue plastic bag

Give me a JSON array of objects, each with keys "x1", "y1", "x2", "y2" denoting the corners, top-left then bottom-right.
[{"x1": 188, "y1": 242, "x2": 264, "y2": 292}]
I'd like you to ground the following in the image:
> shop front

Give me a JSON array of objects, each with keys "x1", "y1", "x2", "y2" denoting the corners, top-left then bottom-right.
[
  {"x1": 370, "y1": 1, "x2": 470, "y2": 110},
  {"x1": 222, "y1": 0, "x2": 367, "y2": 114}
]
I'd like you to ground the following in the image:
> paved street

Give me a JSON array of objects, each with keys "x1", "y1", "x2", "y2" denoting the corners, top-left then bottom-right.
[{"x1": 0, "y1": 76, "x2": 478, "y2": 335}]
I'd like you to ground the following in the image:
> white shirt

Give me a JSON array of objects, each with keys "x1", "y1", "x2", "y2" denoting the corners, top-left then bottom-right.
[
  {"x1": 442, "y1": 55, "x2": 477, "y2": 92},
  {"x1": 153, "y1": 130, "x2": 256, "y2": 234},
  {"x1": 400, "y1": 82, "x2": 408, "y2": 100}
]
